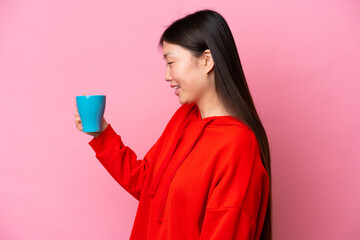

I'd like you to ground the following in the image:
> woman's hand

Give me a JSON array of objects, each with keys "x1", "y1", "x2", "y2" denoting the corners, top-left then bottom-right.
[{"x1": 75, "y1": 92, "x2": 108, "y2": 138}]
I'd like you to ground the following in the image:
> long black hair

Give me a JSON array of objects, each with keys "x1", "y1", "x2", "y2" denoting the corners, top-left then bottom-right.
[{"x1": 158, "y1": 9, "x2": 272, "y2": 239}]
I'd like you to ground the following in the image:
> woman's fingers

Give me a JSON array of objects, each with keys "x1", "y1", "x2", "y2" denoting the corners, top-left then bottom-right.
[{"x1": 75, "y1": 92, "x2": 87, "y2": 131}]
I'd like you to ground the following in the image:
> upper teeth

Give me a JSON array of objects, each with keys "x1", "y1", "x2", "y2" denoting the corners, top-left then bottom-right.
[{"x1": 174, "y1": 85, "x2": 180, "y2": 89}]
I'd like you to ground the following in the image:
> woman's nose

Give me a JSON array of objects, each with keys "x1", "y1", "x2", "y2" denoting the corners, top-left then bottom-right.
[{"x1": 165, "y1": 68, "x2": 172, "y2": 81}]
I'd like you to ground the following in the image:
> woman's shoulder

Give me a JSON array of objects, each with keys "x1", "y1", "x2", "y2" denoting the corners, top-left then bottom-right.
[
  {"x1": 214, "y1": 125, "x2": 259, "y2": 158},
  {"x1": 215, "y1": 122, "x2": 257, "y2": 143}
]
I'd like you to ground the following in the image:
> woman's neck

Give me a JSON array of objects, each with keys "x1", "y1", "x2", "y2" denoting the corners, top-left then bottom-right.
[{"x1": 196, "y1": 94, "x2": 230, "y2": 119}]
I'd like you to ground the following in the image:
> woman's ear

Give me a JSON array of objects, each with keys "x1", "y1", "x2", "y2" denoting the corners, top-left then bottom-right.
[{"x1": 203, "y1": 49, "x2": 214, "y2": 73}]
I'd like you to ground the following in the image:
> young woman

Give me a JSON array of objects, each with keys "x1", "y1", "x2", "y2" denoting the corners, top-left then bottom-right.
[{"x1": 75, "y1": 9, "x2": 272, "y2": 240}]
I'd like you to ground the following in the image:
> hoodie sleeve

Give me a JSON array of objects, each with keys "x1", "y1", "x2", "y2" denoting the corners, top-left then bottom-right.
[
  {"x1": 88, "y1": 123, "x2": 158, "y2": 201},
  {"x1": 199, "y1": 131, "x2": 268, "y2": 240}
]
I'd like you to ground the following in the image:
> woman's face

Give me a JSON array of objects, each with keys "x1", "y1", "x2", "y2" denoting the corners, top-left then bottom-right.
[{"x1": 162, "y1": 41, "x2": 214, "y2": 105}]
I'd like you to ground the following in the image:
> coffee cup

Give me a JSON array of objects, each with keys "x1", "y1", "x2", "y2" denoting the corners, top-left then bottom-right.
[{"x1": 75, "y1": 95, "x2": 106, "y2": 132}]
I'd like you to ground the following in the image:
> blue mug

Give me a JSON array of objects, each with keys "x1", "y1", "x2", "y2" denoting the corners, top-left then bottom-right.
[{"x1": 76, "y1": 95, "x2": 106, "y2": 132}]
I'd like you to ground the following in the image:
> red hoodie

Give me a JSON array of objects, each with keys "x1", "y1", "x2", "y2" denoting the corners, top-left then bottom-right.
[{"x1": 88, "y1": 103, "x2": 270, "y2": 239}]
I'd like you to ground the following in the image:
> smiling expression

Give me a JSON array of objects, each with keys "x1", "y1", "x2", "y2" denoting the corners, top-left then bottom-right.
[{"x1": 162, "y1": 41, "x2": 215, "y2": 105}]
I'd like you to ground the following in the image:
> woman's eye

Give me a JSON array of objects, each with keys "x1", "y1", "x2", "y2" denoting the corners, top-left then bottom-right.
[{"x1": 166, "y1": 62, "x2": 174, "y2": 66}]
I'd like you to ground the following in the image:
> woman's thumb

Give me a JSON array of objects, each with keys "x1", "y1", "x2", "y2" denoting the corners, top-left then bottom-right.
[{"x1": 82, "y1": 91, "x2": 87, "y2": 96}]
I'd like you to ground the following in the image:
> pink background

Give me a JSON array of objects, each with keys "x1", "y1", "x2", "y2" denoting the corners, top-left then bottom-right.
[{"x1": 1, "y1": 0, "x2": 359, "y2": 239}]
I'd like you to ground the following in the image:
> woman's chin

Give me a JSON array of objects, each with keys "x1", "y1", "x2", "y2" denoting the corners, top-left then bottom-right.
[
  {"x1": 178, "y1": 97, "x2": 186, "y2": 105},
  {"x1": 179, "y1": 97, "x2": 193, "y2": 105}
]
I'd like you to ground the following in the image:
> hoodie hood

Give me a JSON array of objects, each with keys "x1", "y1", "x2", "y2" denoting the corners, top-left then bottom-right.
[{"x1": 147, "y1": 103, "x2": 245, "y2": 222}]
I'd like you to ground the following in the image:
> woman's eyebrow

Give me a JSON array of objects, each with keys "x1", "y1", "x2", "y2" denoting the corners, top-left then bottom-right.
[{"x1": 163, "y1": 52, "x2": 175, "y2": 59}]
